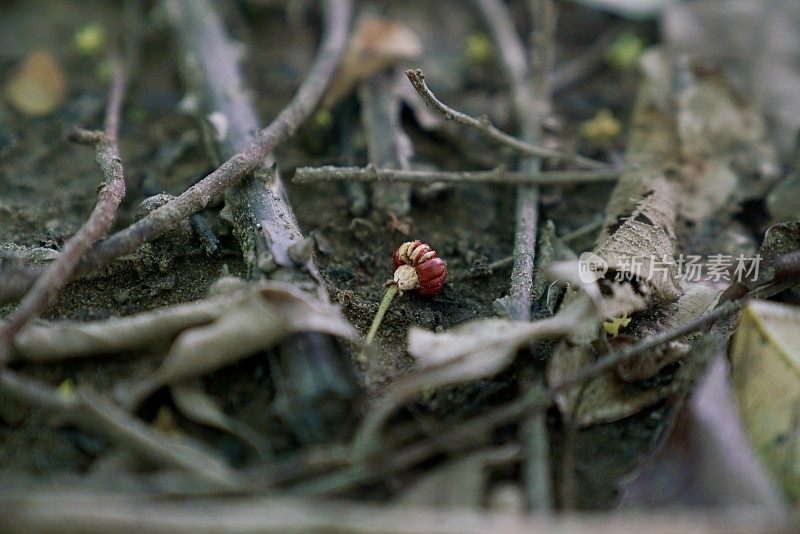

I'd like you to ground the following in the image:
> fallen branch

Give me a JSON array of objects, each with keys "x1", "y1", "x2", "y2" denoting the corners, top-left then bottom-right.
[
  {"x1": 0, "y1": 56, "x2": 128, "y2": 365},
  {"x1": 474, "y1": 0, "x2": 553, "y2": 510},
  {"x1": 292, "y1": 164, "x2": 620, "y2": 185},
  {"x1": 162, "y1": 0, "x2": 359, "y2": 446},
  {"x1": 360, "y1": 69, "x2": 412, "y2": 215},
  {"x1": 2, "y1": 493, "x2": 793, "y2": 534},
  {"x1": 405, "y1": 68, "x2": 607, "y2": 170}
]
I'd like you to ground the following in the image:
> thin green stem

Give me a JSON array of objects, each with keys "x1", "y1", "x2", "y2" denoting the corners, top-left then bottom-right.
[{"x1": 359, "y1": 284, "x2": 399, "y2": 362}]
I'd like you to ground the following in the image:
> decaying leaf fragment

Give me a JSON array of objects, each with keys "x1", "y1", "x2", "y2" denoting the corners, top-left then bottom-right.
[
  {"x1": 396, "y1": 445, "x2": 519, "y2": 509},
  {"x1": 594, "y1": 178, "x2": 682, "y2": 303},
  {"x1": 126, "y1": 283, "x2": 355, "y2": 406},
  {"x1": 675, "y1": 63, "x2": 777, "y2": 223},
  {"x1": 8, "y1": 292, "x2": 244, "y2": 363},
  {"x1": 547, "y1": 282, "x2": 721, "y2": 427},
  {"x1": 354, "y1": 293, "x2": 596, "y2": 455},
  {"x1": 730, "y1": 300, "x2": 800, "y2": 502},
  {"x1": 549, "y1": 341, "x2": 676, "y2": 428},
  {"x1": 324, "y1": 17, "x2": 423, "y2": 107}
]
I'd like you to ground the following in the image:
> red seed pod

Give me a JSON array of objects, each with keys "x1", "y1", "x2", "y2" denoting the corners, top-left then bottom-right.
[
  {"x1": 416, "y1": 257, "x2": 447, "y2": 296},
  {"x1": 391, "y1": 240, "x2": 447, "y2": 296}
]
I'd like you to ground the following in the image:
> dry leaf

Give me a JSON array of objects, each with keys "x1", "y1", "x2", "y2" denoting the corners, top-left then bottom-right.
[
  {"x1": 324, "y1": 17, "x2": 422, "y2": 107},
  {"x1": 3, "y1": 50, "x2": 66, "y2": 117},
  {"x1": 664, "y1": 0, "x2": 800, "y2": 158},
  {"x1": 594, "y1": 178, "x2": 682, "y2": 303},
  {"x1": 730, "y1": 300, "x2": 800, "y2": 502},
  {"x1": 548, "y1": 282, "x2": 721, "y2": 426},
  {"x1": 8, "y1": 291, "x2": 246, "y2": 363},
  {"x1": 621, "y1": 356, "x2": 785, "y2": 509},
  {"x1": 354, "y1": 295, "x2": 594, "y2": 456},
  {"x1": 127, "y1": 283, "x2": 354, "y2": 406},
  {"x1": 396, "y1": 445, "x2": 518, "y2": 508},
  {"x1": 675, "y1": 66, "x2": 776, "y2": 222},
  {"x1": 547, "y1": 342, "x2": 676, "y2": 427},
  {"x1": 598, "y1": 49, "x2": 679, "y2": 242},
  {"x1": 171, "y1": 381, "x2": 271, "y2": 460}
]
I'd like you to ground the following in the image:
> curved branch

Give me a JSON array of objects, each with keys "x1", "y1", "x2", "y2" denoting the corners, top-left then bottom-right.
[
  {"x1": 79, "y1": 0, "x2": 352, "y2": 273},
  {"x1": 0, "y1": 56, "x2": 128, "y2": 365}
]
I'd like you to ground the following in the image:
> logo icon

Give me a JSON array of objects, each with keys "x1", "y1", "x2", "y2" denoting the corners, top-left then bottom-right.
[{"x1": 578, "y1": 252, "x2": 608, "y2": 283}]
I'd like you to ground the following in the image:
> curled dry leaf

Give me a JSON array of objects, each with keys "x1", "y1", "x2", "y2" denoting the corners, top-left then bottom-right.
[
  {"x1": 354, "y1": 294, "x2": 594, "y2": 456},
  {"x1": 548, "y1": 342, "x2": 676, "y2": 428},
  {"x1": 675, "y1": 63, "x2": 777, "y2": 223},
  {"x1": 3, "y1": 50, "x2": 66, "y2": 117},
  {"x1": 170, "y1": 381, "x2": 271, "y2": 460},
  {"x1": 730, "y1": 300, "x2": 800, "y2": 502},
  {"x1": 594, "y1": 177, "x2": 682, "y2": 304},
  {"x1": 598, "y1": 49, "x2": 679, "y2": 241},
  {"x1": 395, "y1": 445, "x2": 519, "y2": 509},
  {"x1": 8, "y1": 292, "x2": 243, "y2": 363},
  {"x1": 324, "y1": 17, "x2": 423, "y2": 107},
  {"x1": 126, "y1": 283, "x2": 354, "y2": 407},
  {"x1": 547, "y1": 282, "x2": 721, "y2": 427}
]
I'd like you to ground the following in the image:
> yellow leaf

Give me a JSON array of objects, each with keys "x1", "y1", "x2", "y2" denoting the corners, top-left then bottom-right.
[
  {"x1": 603, "y1": 312, "x2": 631, "y2": 337},
  {"x1": 464, "y1": 32, "x2": 493, "y2": 65},
  {"x1": 580, "y1": 109, "x2": 622, "y2": 145},
  {"x1": 56, "y1": 378, "x2": 75, "y2": 401},
  {"x1": 73, "y1": 24, "x2": 106, "y2": 56},
  {"x1": 605, "y1": 32, "x2": 645, "y2": 71},
  {"x1": 731, "y1": 300, "x2": 800, "y2": 503}
]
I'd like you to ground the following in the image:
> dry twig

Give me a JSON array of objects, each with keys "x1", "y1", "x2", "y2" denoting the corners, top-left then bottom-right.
[
  {"x1": 292, "y1": 164, "x2": 620, "y2": 185},
  {"x1": 0, "y1": 371, "x2": 241, "y2": 490},
  {"x1": 405, "y1": 68, "x2": 607, "y2": 170},
  {"x1": 474, "y1": 0, "x2": 554, "y2": 510},
  {"x1": 2, "y1": 492, "x2": 792, "y2": 534},
  {"x1": 0, "y1": 56, "x2": 128, "y2": 365}
]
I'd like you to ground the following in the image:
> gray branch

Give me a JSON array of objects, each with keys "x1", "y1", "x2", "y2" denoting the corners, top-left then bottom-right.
[{"x1": 293, "y1": 164, "x2": 619, "y2": 185}]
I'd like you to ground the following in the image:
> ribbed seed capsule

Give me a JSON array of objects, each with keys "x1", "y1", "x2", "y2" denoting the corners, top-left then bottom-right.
[
  {"x1": 391, "y1": 240, "x2": 447, "y2": 297},
  {"x1": 361, "y1": 240, "x2": 448, "y2": 362}
]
